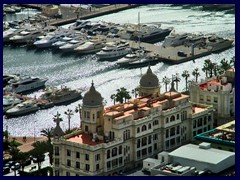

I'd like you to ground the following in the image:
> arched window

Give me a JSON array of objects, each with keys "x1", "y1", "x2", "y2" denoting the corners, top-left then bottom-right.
[
  {"x1": 166, "y1": 118, "x2": 169, "y2": 123},
  {"x1": 170, "y1": 115, "x2": 175, "y2": 122},
  {"x1": 148, "y1": 123, "x2": 152, "y2": 129},
  {"x1": 137, "y1": 127, "x2": 140, "y2": 133},
  {"x1": 142, "y1": 125, "x2": 147, "y2": 131}
]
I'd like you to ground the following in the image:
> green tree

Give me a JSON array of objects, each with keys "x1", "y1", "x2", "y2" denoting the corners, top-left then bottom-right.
[
  {"x1": 219, "y1": 58, "x2": 232, "y2": 73},
  {"x1": 40, "y1": 128, "x2": 54, "y2": 143},
  {"x1": 182, "y1": 70, "x2": 190, "y2": 91},
  {"x1": 202, "y1": 59, "x2": 215, "y2": 78},
  {"x1": 162, "y1": 76, "x2": 170, "y2": 92},
  {"x1": 8, "y1": 146, "x2": 20, "y2": 176},
  {"x1": 31, "y1": 141, "x2": 48, "y2": 175},
  {"x1": 192, "y1": 68, "x2": 200, "y2": 82},
  {"x1": 110, "y1": 94, "x2": 116, "y2": 105},
  {"x1": 115, "y1": 87, "x2": 131, "y2": 103},
  {"x1": 17, "y1": 152, "x2": 30, "y2": 172}
]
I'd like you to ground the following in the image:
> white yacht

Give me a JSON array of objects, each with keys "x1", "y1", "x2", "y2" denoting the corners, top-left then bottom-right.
[
  {"x1": 96, "y1": 41, "x2": 131, "y2": 60},
  {"x1": 40, "y1": 86, "x2": 82, "y2": 105},
  {"x1": 59, "y1": 39, "x2": 85, "y2": 52},
  {"x1": 3, "y1": 94, "x2": 23, "y2": 113},
  {"x1": 9, "y1": 28, "x2": 43, "y2": 44},
  {"x1": 4, "y1": 75, "x2": 48, "y2": 94},
  {"x1": 34, "y1": 30, "x2": 70, "y2": 48},
  {"x1": 162, "y1": 31, "x2": 189, "y2": 47},
  {"x1": 74, "y1": 40, "x2": 104, "y2": 54},
  {"x1": 5, "y1": 100, "x2": 39, "y2": 117}
]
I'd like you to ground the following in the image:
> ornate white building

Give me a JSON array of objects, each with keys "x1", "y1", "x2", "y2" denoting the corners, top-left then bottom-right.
[
  {"x1": 189, "y1": 68, "x2": 235, "y2": 126},
  {"x1": 52, "y1": 66, "x2": 214, "y2": 176}
]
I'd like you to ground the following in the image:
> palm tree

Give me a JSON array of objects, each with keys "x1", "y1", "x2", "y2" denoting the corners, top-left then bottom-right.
[
  {"x1": 162, "y1": 76, "x2": 170, "y2": 92},
  {"x1": 202, "y1": 59, "x2": 211, "y2": 78},
  {"x1": 110, "y1": 94, "x2": 116, "y2": 105},
  {"x1": 40, "y1": 128, "x2": 54, "y2": 143},
  {"x1": 192, "y1": 68, "x2": 200, "y2": 82},
  {"x1": 64, "y1": 109, "x2": 74, "y2": 131},
  {"x1": 40, "y1": 128, "x2": 54, "y2": 165},
  {"x1": 230, "y1": 56, "x2": 235, "y2": 68},
  {"x1": 182, "y1": 70, "x2": 190, "y2": 91},
  {"x1": 115, "y1": 87, "x2": 131, "y2": 103},
  {"x1": 75, "y1": 104, "x2": 82, "y2": 128},
  {"x1": 173, "y1": 73, "x2": 181, "y2": 91},
  {"x1": 219, "y1": 58, "x2": 232, "y2": 73}
]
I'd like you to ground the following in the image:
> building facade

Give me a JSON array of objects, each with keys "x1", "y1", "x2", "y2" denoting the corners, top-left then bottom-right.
[
  {"x1": 189, "y1": 69, "x2": 235, "y2": 126},
  {"x1": 52, "y1": 66, "x2": 214, "y2": 176}
]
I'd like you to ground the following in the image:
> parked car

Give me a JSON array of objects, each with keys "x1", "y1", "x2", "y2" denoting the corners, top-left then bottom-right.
[
  {"x1": 3, "y1": 167, "x2": 10, "y2": 175},
  {"x1": 177, "y1": 51, "x2": 187, "y2": 57},
  {"x1": 11, "y1": 162, "x2": 21, "y2": 170}
]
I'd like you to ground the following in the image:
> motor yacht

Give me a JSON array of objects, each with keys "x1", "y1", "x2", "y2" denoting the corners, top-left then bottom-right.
[
  {"x1": 34, "y1": 30, "x2": 70, "y2": 48},
  {"x1": 40, "y1": 86, "x2": 82, "y2": 105},
  {"x1": 4, "y1": 75, "x2": 48, "y2": 94},
  {"x1": 96, "y1": 41, "x2": 131, "y2": 60},
  {"x1": 9, "y1": 28, "x2": 43, "y2": 44},
  {"x1": 74, "y1": 40, "x2": 104, "y2": 54},
  {"x1": 5, "y1": 100, "x2": 39, "y2": 117}
]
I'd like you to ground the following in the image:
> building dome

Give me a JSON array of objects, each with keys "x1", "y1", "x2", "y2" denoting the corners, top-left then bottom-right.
[
  {"x1": 140, "y1": 66, "x2": 159, "y2": 88},
  {"x1": 83, "y1": 81, "x2": 103, "y2": 106}
]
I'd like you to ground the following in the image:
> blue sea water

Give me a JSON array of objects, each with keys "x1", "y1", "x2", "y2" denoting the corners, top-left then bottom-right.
[{"x1": 3, "y1": 5, "x2": 235, "y2": 137}]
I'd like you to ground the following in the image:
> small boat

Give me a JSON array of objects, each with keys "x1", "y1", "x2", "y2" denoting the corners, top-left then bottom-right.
[
  {"x1": 40, "y1": 86, "x2": 82, "y2": 105},
  {"x1": 127, "y1": 57, "x2": 159, "y2": 69},
  {"x1": 5, "y1": 100, "x2": 39, "y2": 118},
  {"x1": 116, "y1": 50, "x2": 146, "y2": 67},
  {"x1": 4, "y1": 75, "x2": 48, "y2": 94}
]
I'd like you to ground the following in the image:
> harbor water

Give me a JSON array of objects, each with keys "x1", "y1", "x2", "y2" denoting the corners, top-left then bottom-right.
[{"x1": 3, "y1": 5, "x2": 235, "y2": 137}]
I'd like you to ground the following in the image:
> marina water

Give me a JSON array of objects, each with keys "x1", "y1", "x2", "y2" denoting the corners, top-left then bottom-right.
[{"x1": 3, "y1": 5, "x2": 235, "y2": 137}]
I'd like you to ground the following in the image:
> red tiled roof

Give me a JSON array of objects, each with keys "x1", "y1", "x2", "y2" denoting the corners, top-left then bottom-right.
[{"x1": 67, "y1": 133, "x2": 104, "y2": 146}]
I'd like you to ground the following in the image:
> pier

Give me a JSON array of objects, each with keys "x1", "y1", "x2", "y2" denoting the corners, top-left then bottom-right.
[
  {"x1": 21, "y1": 4, "x2": 142, "y2": 26},
  {"x1": 129, "y1": 41, "x2": 211, "y2": 64}
]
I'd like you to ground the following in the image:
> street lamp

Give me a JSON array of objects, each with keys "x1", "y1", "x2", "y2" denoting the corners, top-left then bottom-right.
[
  {"x1": 64, "y1": 109, "x2": 74, "y2": 131},
  {"x1": 75, "y1": 104, "x2": 82, "y2": 128}
]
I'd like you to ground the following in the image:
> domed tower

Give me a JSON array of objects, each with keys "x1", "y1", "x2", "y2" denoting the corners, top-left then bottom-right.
[
  {"x1": 82, "y1": 81, "x2": 104, "y2": 135},
  {"x1": 139, "y1": 65, "x2": 160, "y2": 97}
]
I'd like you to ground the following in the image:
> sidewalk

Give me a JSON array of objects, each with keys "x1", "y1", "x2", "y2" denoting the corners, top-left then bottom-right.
[{"x1": 9, "y1": 136, "x2": 47, "y2": 152}]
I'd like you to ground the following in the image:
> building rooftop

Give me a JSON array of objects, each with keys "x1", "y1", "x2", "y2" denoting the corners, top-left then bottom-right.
[
  {"x1": 195, "y1": 120, "x2": 235, "y2": 146},
  {"x1": 66, "y1": 133, "x2": 104, "y2": 146},
  {"x1": 169, "y1": 143, "x2": 235, "y2": 165}
]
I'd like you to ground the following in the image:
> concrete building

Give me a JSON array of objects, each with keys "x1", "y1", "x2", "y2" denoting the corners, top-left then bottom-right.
[
  {"x1": 143, "y1": 142, "x2": 235, "y2": 176},
  {"x1": 169, "y1": 143, "x2": 235, "y2": 174},
  {"x1": 52, "y1": 66, "x2": 214, "y2": 176},
  {"x1": 189, "y1": 68, "x2": 235, "y2": 126}
]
